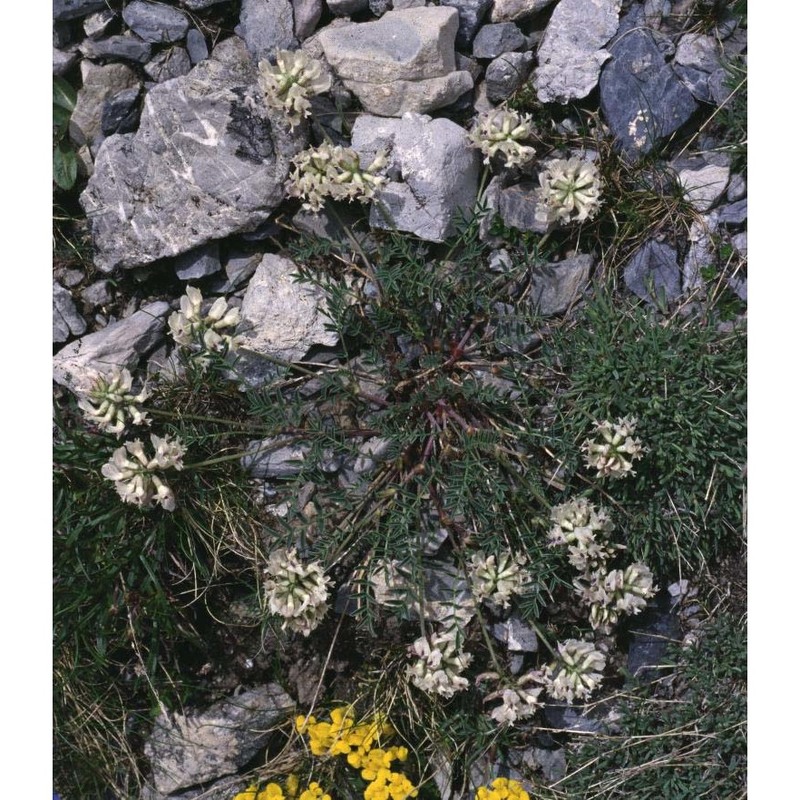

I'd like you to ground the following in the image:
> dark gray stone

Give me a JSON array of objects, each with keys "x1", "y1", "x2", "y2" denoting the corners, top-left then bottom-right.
[
  {"x1": 599, "y1": 25, "x2": 698, "y2": 157},
  {"x1": 726, "y1": 173, "x2": 746, "y2": 202},
  {"x1": 186, "y1": 29, "x2": 210, "y2": 64},
  {"x1": 623, "y1": 240, "x2": 682, "y2": 305},
  {"x1": 626, "y1": 591, "x2": 681, "y2": 684},
  {"x1": 490, "y1": 0, "x2": 555, "y2": 22},
  {"x1": 718, "y1": 199, "x2": 747, "y2": 226},
  {"x1": 220, "y1": 250, "x2": 263, "y2": 290},
  {"x1": 179, "y1": 0, "x2": 231, "y2": 8},
  {"x1": 53, "y1": 21, "x2": 74, "y2": 49},
  {"x1": 80, "y1": 38, "x2": 306, "y2": 272},
  {"x1": 529, "y1": 253, "x2": 593, "y2": 316},
  {"x1": 54, "y1": 0, "x2": 107, "y2": 21},
  {"x1": 80, "y1": 280, "x2": 114, "y2": 308},
  {"x1": 243, "y1": 437, "x2": 311, "y2": 478},
  {"x1": 674, "y1": 64, "x2": 713, "y2": 104},
  {"x1": 293, "y1": 0, "x2": 324, "y2": 40},
  {"x1": 144, "y1": 46, "x2": 193, "y2": 82},
  {"x1": 327, "y1": 0, "x2": 370, "y2": 14},
  {"x1": 83, "y1": 9, "x2": 116, "y2": 39},
  {"x1": 54, "y1": 283, "x2": 88, "y2": 343},
  {"x1": 174, "y1": 243, "x2": 222, "y2": 280},
  {"x1": 542, "y1": 702, "x2": 606, "y2": 733},
  {"x1": 727, "y1": 274, "x2": 747, "y2": 302},
  {"x1": 292, "y1": 202, "x2": 375, "y2": 252},
  {"x1": 79, "y1": 34, "x2": 153, "y2": 64},
  {"x1": 123, "y1": 1, "x2": 190, "y2": 44},
  {"x1": 53, "y1": 47, "x2": 79, "y2": 76},
  {"x1": 441, "y1": 0, "x2": 492, "y2": 47},
  {"x1": 492, "y1": 614, "x2": 538, "y2": 652},
  {"x1": 236, "y1": 0, "x2": 298, "y2": 59},
  {"x1": 498, "y1": 182, "x2": 552, "y2": 234},
  {"x1": 101, "y1": 87, "x2": 141, "y2": 136},
  {"x1": 472, "y1": 22, "x2": 526, "y2": 59},
  {"x1": 369, "y1": 0, "x2": 393, "y2": 15},
  {"x1": 485, "y1": 51, "x2": 534, "y2": 103}
]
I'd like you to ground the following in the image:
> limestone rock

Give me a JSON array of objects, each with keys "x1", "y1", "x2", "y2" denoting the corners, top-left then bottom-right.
[
  {"x1": 234, "y1": 254, "x2": 339, "y2": 387},
  {"x1": 236, "y1": 0, "x2": 297, "y2": 59},
  {"x1": 52, "y1": 301, "x2": 170, "y2": 393},
  {"x1": 677, "y1": 163, "x2": 730, "y2": 212},
  {"x1": 186, "y1": 29, "x2": 210, "y2": 64},
  {"x1": 79, "y1": 34, "x2": 153, "y2": 63},
  {"x1": 623, "y1": 240, "x2": 681, "y2": 305},
  {"x1": 485, "y1": 51, "x2": 534, "y2": 103},
  {"x1": 497, "y1": 181, "x2": 552, "y2": 234},
  {"x1": 54, "y1": 0, "x2": 107, "y2": 21},
  {"x1": 53, "y1": 283, "x2": 87, "y2": 343},
  {"x1": 490, "y1": 0, "x2": 555, "y2": 23},
  {"x1": 144, "y1": 685, "x2": 294, "y2": 795},
  {"x1": 174, "y1": 243, "x2": 222, "y2": 280},
  {"x1": 529, "y1": 253, "x2": 594, "y2": 316},
  {"x1": 242, "y1": 437, "x2": 311, "y2": 478},
  {"x1": 472, "y1": 22, "x2": 526, "y2": 59},
  {"x1": 293, "y1": 0, "x2": 323, "y2": 41},
  {"x1": 440, "y1": 0, "x2": 493, "y2": 47},
  {"x1": 534, "y1": 0, "x2": 621, "y2": 104},
  {"x1": 122, "y1": 1, "x2": 190, "y2": 44},
  {"x1": 143, "y1": 46, "x2": 192, "y2": 82},
  {"x1": 351, "y1": 113, "x2": 481, "y2": 242},
  {"x1": 81, "y1": 37, "x2": 305, "y2": 272}
]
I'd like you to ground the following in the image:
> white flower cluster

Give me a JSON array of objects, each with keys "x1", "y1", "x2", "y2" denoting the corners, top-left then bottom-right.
[
  {"x1": 582, "y1": 416, "x2": 644, "y2": 479},
  {"x1": 287, "y1": 143, "x2": 388, "y2": 213},
  {"x1": 576, "y1": 562, "x2": 657, "y2": 634},
  {"x1": 263, "y1": 547, "x2": 332, "y2": 637},
  {"x1": 485, "y1": 673, "x2": 543, "y2": 726},
  {"x1": 101, "y1": 433, "x2": 186, "y2": 511},
  {"x1": 468, "y1": 550, "x2": 530, "y2": 609},
  {"x1": 407, "y1": 630, "x2": 473, "y2": 699},
  {"x1": 534, "y1": 157, "x2": 603, "y2": 226},
  {"x1": 258, "y1": 50, "x2": 331, "y2": 129},
  {"x1": 547, "y1": 497, "x2": 621, "y2": 573},
  {"x1": 468, "y1": 108, "x2": 537, "y2": 169},
  {"x1": 168, "y1": 286, "x2": 241, "y2": 355},
  {"x1": 543, "y1": 639, "x2": 606, "y2": 703},
  {"x1": 78, "y1": 367, "x2": 149, "y2": 437}
]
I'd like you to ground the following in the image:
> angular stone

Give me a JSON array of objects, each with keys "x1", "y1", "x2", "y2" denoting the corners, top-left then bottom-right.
[
  {"x1": 683, "y1": 213, "x2": 719, "y2": 293},
  {"x1": 352, "y1": 113, "x2": 481, "y2": 242},
  {"x1": 186, "y1": 28, "x2": 209, "y2": 64},
  {"x1": 441, "y1": 0, "x2": 492, "y2": 47},
  {"x1": 293, "y1": 0, "x2": 323, "y2": 41},
  {"x1": 327, "y1": 0, "x2": 369, "y2": 14},
  {"x1": 69, "y1": 61, "x2": 140, "y2": 148},
  {"x1": 626, "y1": 593, "x2": 681, "y2": 684},
  {"x1": 174, "y1": 243, "x2": 222, "y2": 280},
  {"x1": 53, "y1": 301, "x2": 170, "y2": 393},
  {"x1": 599, "y1": 24, "x2": 698, "y2": 156},
  {"x1": 347, "y1": 72, "x2": 473, "y2": 117},
  {"x1": 718, "y1": 198, "x2": 747, "y2": 226},
  {"x1": 143, "y1": 46, "x2": 192, "y2": 82},
  {"x1": 490, "y1": 0, "x2": 555, "y2": 23},
  {"x1": 497, "y1": 181, "x2": 551, "y2": 234},
  {"x1": 79, "y1": 34, "x2": 153, "y2": 63},
  {"x1": 726, "y1": 173, "x2": 746, "y2": 202},
  {"x1": 179, "y1": 0, "x2": 231, "y2": 8},
  {"x1": 144, "y1": 685, "x2": 294, "y2": 795},
  {"x1": 674, "y1": 33, "x2": 720, "y2": 72},
  {"x1": 677, "y1": 163, "x2": 730, "y2": 212},
  {"x1": 54, "y1": 0, "x2": 107, "y2": 21},
  {"x1": 234, "y1": 254, "x2": 339, "y2": 387},
  {"x1": 101, "y1": 87, "x2": 141, "y2": 136},
  {"x1": 242, "y1": 437, "x2": 311, "y2": 478},
  {"x1": 674, "y1": 64, "x2": 713, "y2": 104},
  {"x1": 84, "y1": 9, "x2": 116, "y2": 39},
  {"x1": 80, "y1": 279, "x2": 114, "y2": 308},
  {"x1": 236, "y1": 0, "x2": 297, "y2": 60},
  {"x1": 54, "y1": 283, "x2": 87, "y2": 343},
  {"x1": 492, "y1": 614, "x2": 538, "y2": 652},
  {"x1": 529, "y1": 253, "x2": 593, "y2": 316},
  {"x1": 472, "y1": 22, "x2": 526, "y2": 59},
  {"x1": 53, "y1": 47, "x2": 79, "y2": 77},
  {"x1": 81, "y1": 38, "x2": 305, "y2": 272},
  {"x1": 534, "y1": 0, "x2": 621, "y2": 104},
  {"x1": 485, "y1": 51, "x2": 534, "y2": 103},
  {"x1": 369, "y1": 0, "x2": 393, "y2": 15},
  {"x1": 623, "y1": 240, "x2": 681, "y2": 305},
  {"x1": 122, "y1": 1, "x2": 190, "y2": 44}
]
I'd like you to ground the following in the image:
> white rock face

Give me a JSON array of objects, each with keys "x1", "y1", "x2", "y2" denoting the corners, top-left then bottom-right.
[
  {"x1": 351, "y1": 113, "x2": 481, "y2": 242},
  {"x1": 490, "y1": 0, "x2": 556, "y2": 22},
  {"x1": 234, "y1": 254, "x2": 339, "y2": 387},
  {"x1": 318, "y1": 7, "x2": 473, "y2": 116},
  {"x1": 678, "y1": 163, "x2": 730, "y2": 212},
  {"x1": 534, "y1": 0, "x2": 621, "y2": 104}
]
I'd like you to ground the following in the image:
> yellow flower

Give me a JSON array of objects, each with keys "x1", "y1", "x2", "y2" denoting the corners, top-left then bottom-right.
[
  {"x1": 475, "y1": 778, "x2": 529, "y2": 800},
  {"x1": 232, "y1": 785, "x2": 259, "y2": 800},
  {"x1": 258, "y1": 783, "x2": 285, "y2": 800},
  {"x1": 298, "y1": 782, "x2": 331, "y2": 800},
  {"x1": 285, "y1": 775, "x2": 300, "y2": 798}
]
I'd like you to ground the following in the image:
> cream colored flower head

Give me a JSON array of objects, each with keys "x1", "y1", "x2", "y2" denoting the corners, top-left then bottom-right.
[
  {"x1": 100, "y1": 433, "x2": 185, "y2": 511},
  {"x1": 576, "y1": 562, "x2": 657, "y2": 633},
  {"x1": 544, "y1": 639, "x2": 606, "y2": 703},
  {"x1": 469, "y1": 550, "x2": 530, "y2": 609},
  {"x1": 468, "y1": 108, "x2": 536, "y2": 169},
  {"x1": 263, "y1": 547, "x2": 332, "y2": 637},
  {"x1": 77, "y1": 367, "x2": 150, "y2": 437},
  {"x1": 407, "y1": 631, "x2": 472, "y2": 698},
  {"x1": 535, "y1": 156, "x2": 602, "y2": 225},
  {"x1": 486, "y1": 673, "x2": 543, "y2": 726},
  {"x1": 258, "y1": 50, "x2": 331, "y2": 129},
  {"x1": 547, "y1": 497, "x2": 622, "y2": 572},
  {"x1": 169, "y1": 286, "x2": 241, "y2": 356},
  {"x1": 582, "y1": 416, "x2": 645, "y2": 479}
]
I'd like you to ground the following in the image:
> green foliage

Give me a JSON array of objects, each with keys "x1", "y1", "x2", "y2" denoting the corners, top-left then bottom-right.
[
  {"x1": 558, "y1": 611, "x2": 746, "y2": 798},
  {"x1": 53, "y1": 76, "x2": 78, "y2": 191},
  {"x1": 542, "y1": 294, "x2": 746, "y2": 576}
]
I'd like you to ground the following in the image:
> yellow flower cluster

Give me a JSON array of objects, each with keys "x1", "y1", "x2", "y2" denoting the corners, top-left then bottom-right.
[
  {"x1": 232, "y1": 777, "x2": 330, "y2": 800},
  {"x1": 475, "y1": 778, "x2": 530, "y2": 800},
  {"x1": 294, "y1": 707, "x2": 418, "y2": 800}
]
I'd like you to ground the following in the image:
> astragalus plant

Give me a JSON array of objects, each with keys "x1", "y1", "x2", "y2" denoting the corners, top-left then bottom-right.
[{"x1": 258, "y1": 49, "x2": 331, "y2": 129}]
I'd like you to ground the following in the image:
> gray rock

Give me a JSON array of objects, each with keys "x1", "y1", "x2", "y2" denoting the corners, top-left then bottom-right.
[
  {"x1": 674, "y1": 64, "x2": 713, "y2": 104},
  {"x1": 79, "y1": 34, "x2": 153, "y2": 63},
  {"x1": 624, "y1": 240, "x2": 681, "y2": 305},
  {"x1": 728, "y1": 274, "x2": 746, "y2": 302},
  {"x1": 80, "y1": 280, "x2": 114, "y2": 308},
  {"x1": 293, "y1": 0, "x2": 323, "y2": 41},
  {"x1": 319, "y1": 7, "x2": 473, "y2": 117},
  {"x1": 369, "y1": 0, "x2": 394, "y2": 15},
  {"x1": 529, "y1": 253, "x2": 593, "y2": 316},
  {"x1": 626, "y1": 593, "x2": 681, "y2": 684},
  {"x1": 179, "y1": 0, "x2": 231, "y2": 8},
  {"x1": 140, "y1": 774, "x2": 249, "y2": 800},
  {"x1": 485, "y1": 51, "x2": 534, "y2": 103},
  {"x1": 327, "y1": 0, "x2": 370, "y2": 14},
  {"x1": 53, "y1": 46, "x2": 79, "y2": 76},
  {"x1": 351, "y1": 113, "x2": 481, "y2": 242},
  {"x1": 599, "y1": 21, "x2": 698, "y2": 156},
  {"x1": 731, "y1": 231, "x2": 747, "y2": 258},
  {"x1": 472, "y1": 23, "x2": 526, "y2": 59},
  {"x1": 643, "y1": 0, "x2": 668, "y2": 27},
  {"x1": 81, "y1": 37, "x2": 305, "y2": 272},
  {"x1": 718, "y1": 198, "x2": 747, "y2": 226},
  {"x1": 683, "y1": 213, "x2": 719, "y2": 293},
  {"x1": 54, "y1": 0, "x2": 107, "y2": 21},
  {"x1": 234, "y1": 254, "x2": 339, "y2": 386},
  {"x1": 543, "y1": 702, "x2": 607, "y2": 733},
  {"x1": 522, "y1": 748, "x2": 567, "y2": 783},
  {"x1": 677, "y1": 163, "x2": 729, "y2": 212},
  {"x1": 144, "y1": 685, "x2": 294, "y2": 795},
  {"x1": 292, "y1": 202, "x2": 375, "y2": 253},
  {"x1": 69, "y1": 61, "x2": 140, "y2": 148},
  {"x1": 174, "y1": 243, "x2": 222, "y2": 280},
  {"x1": 726, "y1": 173, "x2": 746, "y2": 202},
  {"x1": 54, "y1": 283, "x2": 87, "y2": 343},
  {"x1": 52, "y1": 301, "x2": 170, "y2": 393},
  {"x1": 101, "y1": 87, "x2": 141, "y2": 136},
  {"x1": 83, "y1": 9, "x2": 116, "y2": 39},
  {"x1": 236, "y1": 0, "x2": 297, "y2": 59},
  {"x1": 394, "y1": 0, "x2": 426, "y2": 6},
  {"x1": 58, "y1": 268, "x2": 85, "y2": 288},
  {"x1": 490, "y1": 0, "x2": 555, "y2": 23},
  {"x1": 441, "y1": 0, "x2": 493, "y2": 47},
  {"x1": 707, "y1": 67, "x2": 731, "y2": 106},
  {"x1": 186, "y1": 29, "x2": 209, "y2": 64},
  {"x1": 674, "y1": 33, "x2": 720, "y2": 73},
  {"x1": 492, "y1": 614, "x2": 538, "y2": 652},
  {"x1": 243, "y1": 437, "x2": 311, "y2": 478},
  {"x1": 53, "y1": 20, "x2": 73, "y2": 48},
  {"x1": 219, "y1": 250, "x2": 263, "y2": 291},
  {"x1": 123, "y1": 1, "x2": 189, "y2": 44},
  {"x1": 497, "y1": 181, "x2": 552, "y2": 234},
  {"x1": 143, "y1": 46, "x2": 193, "y2": 82},
  {"x1": 534, "y1": 0, "x2": 621, "y2": 104}
]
